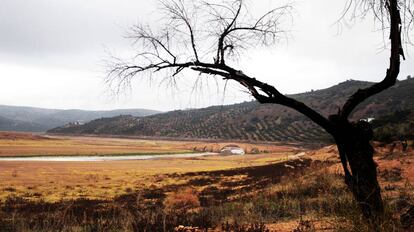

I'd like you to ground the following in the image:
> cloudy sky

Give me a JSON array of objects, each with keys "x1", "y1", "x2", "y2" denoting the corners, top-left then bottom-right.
[{"x1": 0, "y1": 0, "x2": 413, "y2": 111}]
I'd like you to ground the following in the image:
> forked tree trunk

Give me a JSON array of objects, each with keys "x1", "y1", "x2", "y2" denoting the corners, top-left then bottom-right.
[{"x1": 334, "y1": 120, "x2": 384, "y2": 220}]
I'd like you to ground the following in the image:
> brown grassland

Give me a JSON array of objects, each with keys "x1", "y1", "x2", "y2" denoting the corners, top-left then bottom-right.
[
  {"x1": 0, "y1": 132, "x2": 300, "y2": 202},
  {"x1": 0, "y1": 132, "x2": 413, "y2": 231},
  {"x1": 0, "y1": 131, "x2": 296, "y2": 157}
]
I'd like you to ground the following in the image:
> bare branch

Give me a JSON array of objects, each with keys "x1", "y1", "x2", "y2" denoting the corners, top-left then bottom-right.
[
  {"x1": 340, "y1": 0, "x2": 405, "y2": 118},
  {"x1": 339, "y1": 0, "x2": 414, "y2": 45},
  {"x1": 211, "y1": 1, "x2": 292, "y2": 64},
  {"x1": 108, "y1": 0, "x2": 291, "y2": 91},
  {"x1": 106, "y1": 0, "x2": 335, "y2": 133},
  {"x1": 160, "y1": 0, "x2": 200, "y2": 61}
]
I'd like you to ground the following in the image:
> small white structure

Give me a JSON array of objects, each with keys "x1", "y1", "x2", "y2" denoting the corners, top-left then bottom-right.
[
  {"x1": 361, "y1": 118, "x2": 375, "y2": 123},
  {"x1": 220, "y1": 145, "x2": 245, "y2": 155}
]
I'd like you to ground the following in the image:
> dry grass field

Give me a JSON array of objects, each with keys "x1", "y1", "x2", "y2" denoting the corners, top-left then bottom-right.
[
  {"x1": 0, "y1": 132, "x2": 300, "y2": 202},
  {"x1": 0, "y1": 131, "x2": 297, "y2": 157},
  {"x1": 0, "y1": 153, "x2": 298, "y2": 202},
  {"x1": 0, "y1": 132, "x2": 192, "y2": 157},
  {"x1": 1, "y1": 132, "x2": 413, "y2": 231}
]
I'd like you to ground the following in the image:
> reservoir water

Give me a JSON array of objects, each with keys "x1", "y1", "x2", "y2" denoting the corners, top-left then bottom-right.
[{"x1": 0, "y1": 152, "x2": 217, "y2": 162}]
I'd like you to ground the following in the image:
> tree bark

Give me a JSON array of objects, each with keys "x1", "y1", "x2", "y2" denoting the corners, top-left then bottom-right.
[{"x1": 334, "y1": 119, "x2": 384, "y2": 220}]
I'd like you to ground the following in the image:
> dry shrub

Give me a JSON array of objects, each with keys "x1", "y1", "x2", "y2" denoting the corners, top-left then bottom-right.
[
  {"x1": 174, "y1": 225, "x2": 202, "y2": 232},
  {"x1": 165, "y1": 188, "x2": 200, "y2": 212},
  {"x1": 293, "y1": 217, "x2": 315, "y2": 232},
  {"x1": 379, "y1": 168, "x2": 403, "y2": 182},
  {"x1": 401, "y1": 205, "x2": 414, "y2": 229},
  {"x1": 221, "y1": 221, "x2": 270, "y2": 232},
  {"x1": 11, "y1": 170, "x2": 18, "y2": 178},
  {"x1": 250, "y1": 147, "x2": 260, "y2": 154},
  {"x1": 3, "y1": 187, "x2": 16, "y2": 192}
]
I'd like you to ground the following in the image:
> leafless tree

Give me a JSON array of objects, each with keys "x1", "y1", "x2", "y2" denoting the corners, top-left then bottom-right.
[{"x1": 107, "y1": 0, "x2": 412, "y2": 221}]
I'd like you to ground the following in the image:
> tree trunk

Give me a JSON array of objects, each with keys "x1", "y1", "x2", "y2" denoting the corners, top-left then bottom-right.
[{"x1": 334, "y1": 119, "x2": 384, "y2": 220}]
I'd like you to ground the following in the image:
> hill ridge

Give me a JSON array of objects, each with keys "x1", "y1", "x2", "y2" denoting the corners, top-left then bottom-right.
[
  {"x1": 0, "y1": 105, "x2": 161, "y2": 132},
  {"x1": 49, "y1": 79, "x2": 414, "y2": 143}
]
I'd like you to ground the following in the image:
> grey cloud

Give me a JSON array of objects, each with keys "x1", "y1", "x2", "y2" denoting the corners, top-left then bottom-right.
[
  {"x1": 0, "y1": 0, "x2": 412, "y2": 110},
  {"x1": 0, "y1": 0, "x2": 155, "y2": 65}
]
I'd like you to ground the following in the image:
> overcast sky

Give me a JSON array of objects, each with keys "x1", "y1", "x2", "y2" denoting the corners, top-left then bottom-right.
[{"x1": 0, "y1": 0, "x2": 413, "y2": 111}]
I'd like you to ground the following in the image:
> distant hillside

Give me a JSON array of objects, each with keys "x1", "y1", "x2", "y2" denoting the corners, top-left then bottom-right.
[
  {"x1": 372, "y1": 109, "x2": 414, "y2": 142},
  {"x1": 0, "y1": 115, "x2": 45, "y2": 132},
  {"x1": 49, "y1": 79, "x2": 414, "y2": 143},
  {"x1": 0, "y1": 105, "x2": 160, "y2": 132}
]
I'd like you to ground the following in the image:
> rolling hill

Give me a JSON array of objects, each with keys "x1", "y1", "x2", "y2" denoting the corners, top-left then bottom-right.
[
  {"x1": 0, "y1": 115, "x2": 45, "y2": 132},
  {"x1": 49, "y1": 79, "x2": 414, "y2": 143},
  {"x1": 0, "y1": 105, "x2": 160, "y2": 132}
]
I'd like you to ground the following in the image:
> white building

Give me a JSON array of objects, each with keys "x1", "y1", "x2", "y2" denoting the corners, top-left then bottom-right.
[{"x1": 220, "y1": 145, "x2": 245, "y2": 155}]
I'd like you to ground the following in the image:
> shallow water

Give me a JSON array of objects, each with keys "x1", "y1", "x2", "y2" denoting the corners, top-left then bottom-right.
[{"x1": 0, "y1": 152, "x2": 217, "y2": 162}]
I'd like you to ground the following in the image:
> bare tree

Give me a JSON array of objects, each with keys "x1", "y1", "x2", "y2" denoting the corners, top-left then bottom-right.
[{"x1": 107, "y1": 0, "x2": 411, "y2": 221}]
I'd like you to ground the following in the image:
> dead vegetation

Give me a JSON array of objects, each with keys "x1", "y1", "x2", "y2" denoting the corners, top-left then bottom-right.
[
  {"x1": 0, "y1": 141, "x2": 413, "y2": 231},
  {"x1": 0, "y1": 168, "x2": 412, "y2": 231}
]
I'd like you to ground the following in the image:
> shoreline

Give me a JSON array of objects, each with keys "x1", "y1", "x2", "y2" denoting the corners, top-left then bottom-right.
[
  {"x1": 0, "y1": 152, "x2": 218, "y2": 162},
  {"x1": 0, "y1": 151, "x2": 196, "y2": 159}
]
